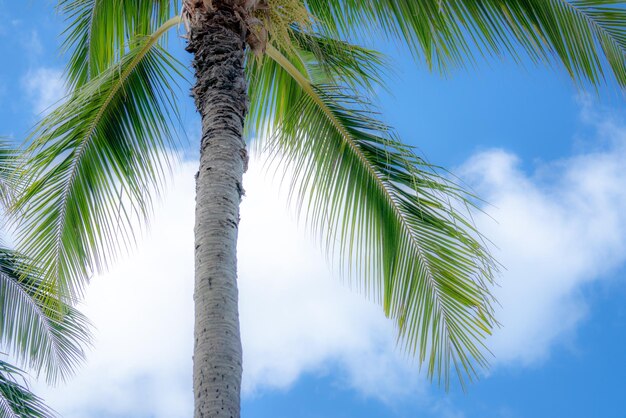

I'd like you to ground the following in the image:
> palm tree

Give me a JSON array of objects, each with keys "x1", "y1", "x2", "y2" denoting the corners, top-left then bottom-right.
[
  {"x1": 0, "y1": 143, "x2": 90, "y2": 417},
  {"x1": 12, "y1": 0, "x2": 626, "y2": 416}
]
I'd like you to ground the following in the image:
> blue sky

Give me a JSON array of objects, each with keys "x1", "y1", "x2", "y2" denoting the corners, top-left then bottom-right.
[{"x1": 3, "y1": 1, "x2": 626, "y2": 418}]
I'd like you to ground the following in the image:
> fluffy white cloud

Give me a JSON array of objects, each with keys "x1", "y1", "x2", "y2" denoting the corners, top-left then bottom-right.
[
  {"x1": 22, "y1": 67, "x2": 65, "y2": 115},
  {"x1": 35, "y1": 106, "x2": 626, "y2": 416},
  {"x1": 463, "y1": 107, "x2": 626, "y2": 366}
]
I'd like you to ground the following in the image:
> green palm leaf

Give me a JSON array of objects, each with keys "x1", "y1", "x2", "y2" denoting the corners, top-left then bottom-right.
[
  {"x1": 0, "y1": 141, "x2": 22, "y2": 210},
  {"x1": 289, "y1": 30, "x2": 389, "y2": 92},
  {"x1": 0, "y1": 361, "x2": 55, "y2": 418},
  {"x1": 59, "y1": 0, "x2": 175, "y2": 87},
  {"x1": 246, "y1": 30, "x2": 387, "y2": 140},
  {"x1": 306, "y1": 0, "x2": 626, "y2": 87},
  {"x1": 0, "y1": 249, "x2": 90, "y2": 385},
  {"x1": 258, "y1": 44, "x2": 497, "y2": 387},
  {"x1": 14, "y1": 17, "x2": 183, "y2": 301}
]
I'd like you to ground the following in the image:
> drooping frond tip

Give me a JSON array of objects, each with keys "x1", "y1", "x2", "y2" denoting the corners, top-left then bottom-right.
[
  {"x1": 0, "y1": 361, "x2": 56, "y2": 418},
  {"x1": 0, "y1": 248, "x2": 92, "y2": 385}
]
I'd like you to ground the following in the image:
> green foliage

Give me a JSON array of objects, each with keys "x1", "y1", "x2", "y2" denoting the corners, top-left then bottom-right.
[
  {"x1": 0, "y1": 249, "x2": 91, "y2": 385},
  {"x1": 0, "y1": 141, "x2": 86, "y2": 417},
  {"x1": 306, "y1": 0, "x2": 626, "y2": 86},
  {"x1": 246, "y1": 29, "x2": 388, "y2": 141},
  {"x1": 0, "y1": 361, "x2": 55, "y2": 418},
  {"x1": 0, "y1": 141, "x2": 22, "y2": 209},
  {"x1": 14, "y1": 18, "x2": 183, "y2": 301},
  {"x1": 250, "y1": 44, "x2": 497, "y2": 386},
  {"x1": 59, "y1": 0, "x2": 176, "y2": 88}
]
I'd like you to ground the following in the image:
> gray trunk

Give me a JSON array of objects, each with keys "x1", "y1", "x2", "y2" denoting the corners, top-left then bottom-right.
[{"x1": 186, "y1": 4, "x2": 248, "y2": 417}]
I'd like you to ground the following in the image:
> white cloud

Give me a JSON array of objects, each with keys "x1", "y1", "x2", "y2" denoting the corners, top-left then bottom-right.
[
  {"x1": 22, "y1": 68, "x2": 65, "y2": 115},
  {"x1": 34, "y1": 105, "x2": 626, "y2": 416},
  {"x1": 462, "y1": 108, "x2": 626, "y2": 366}
]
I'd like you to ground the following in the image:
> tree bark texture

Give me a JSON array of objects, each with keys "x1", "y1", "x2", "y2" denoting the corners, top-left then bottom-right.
[{"x1": 187, "y1": 3, "x2": 248, "y2": 417}]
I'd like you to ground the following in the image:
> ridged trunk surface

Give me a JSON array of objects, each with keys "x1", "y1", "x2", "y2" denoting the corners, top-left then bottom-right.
[{"x1": 187, "y1": 3, "x2": 248, "y2": 417}]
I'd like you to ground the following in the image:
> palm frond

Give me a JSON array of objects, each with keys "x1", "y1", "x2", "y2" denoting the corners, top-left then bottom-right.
[
  {"x1": 289, "y1": 29, "x2": 390, "y2": 92},
  {"x1": 0, "y1": 140, "x2": 22, "y2": 210},
  {"x1": 14, "y1": 17, "x2": 183, "y2": 301},
  {"x1": 262, "y1": 45, "x2": 497, "y2": 388},
  {"x1": 306, "y1": 0, "x2": 626, "y2": 87},
  {"x1": 246, "y1": 33, "x2": 387, "y2": 141},
  {"x1": 0, "y1": 248, "x2": 91, "y2": 385},
  {"x1": 58, "y1": 0, "x2": 176, "y2": 87},
  {"x1": 0, "y1": 361, "x2": 55, "y2": 418}
]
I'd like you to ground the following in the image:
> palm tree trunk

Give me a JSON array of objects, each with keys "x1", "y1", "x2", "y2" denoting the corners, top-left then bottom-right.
[{"x1": 186, "y1": 3, "x2": 248, "y2": 417}]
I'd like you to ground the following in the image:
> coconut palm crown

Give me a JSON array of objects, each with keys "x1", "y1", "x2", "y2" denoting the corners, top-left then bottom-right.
[{"x1": 12, "y1": 0, "x2": 626, "y2": 416}]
